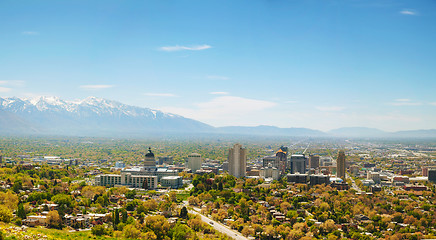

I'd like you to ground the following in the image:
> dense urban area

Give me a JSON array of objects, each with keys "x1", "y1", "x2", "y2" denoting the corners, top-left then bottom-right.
[{"x1": 0, "y1": 136, "x2": 435, "y2": 240}]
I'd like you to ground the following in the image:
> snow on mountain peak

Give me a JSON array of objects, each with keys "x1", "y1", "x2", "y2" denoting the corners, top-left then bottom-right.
[
  {"x1": 26, "y1": 96, "x2": 62, "y2": 105},
  {"x1": 0, "y1": 96, "x2": 178, "y2": 118}
]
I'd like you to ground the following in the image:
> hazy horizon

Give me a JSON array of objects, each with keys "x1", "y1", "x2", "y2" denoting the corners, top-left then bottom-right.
[{"x1": 1, "y1": 1, "x2": 435, "y2": 132}]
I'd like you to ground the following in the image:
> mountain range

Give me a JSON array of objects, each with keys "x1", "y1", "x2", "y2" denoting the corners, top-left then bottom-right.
[
  {"x1": 0, "y1": 96, "x2": 435, "y2": 138},
  {"x1": 0, "y1": 96, "x2": 212, "y2": 136}
]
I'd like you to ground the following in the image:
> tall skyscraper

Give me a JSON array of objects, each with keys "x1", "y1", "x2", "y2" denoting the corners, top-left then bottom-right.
[
  {"x1": 428, "y1": 169, "x2": 436, "y2": 182},
  {"x1": 228, "y1": 143, "x2": 247, "y2": 178},
  {"x1": 337, "y1": 150, "x2": 346, "y2": 180},
  {"x1": 309, "y1": 154, "x2": 320, "y2": 169},
  {"x1": 290, "y1": 154, "x2": 307, "y2": 174},
  {"x1": 276, "y1": 146, "x2": 288, "y2": 175},
  {"x1": 187, "y1": 153, "x2": 202, "y2": 173}
]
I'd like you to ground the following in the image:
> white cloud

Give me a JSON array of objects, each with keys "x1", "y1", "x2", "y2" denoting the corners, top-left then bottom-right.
[
  {"x1": 0, "y1": 80, "x2": 25, "y2": 87},
  {"x1": 80, "y1": 85, "x2": 114, "y2": 90},
  {"x1": 159, "y1": 44, "x2": 212, "y2": 52},
  {"x1": 207, "y1": 75, "x2": 229, "y2": 80},
  {"x1": 0, "y1": 87, "x2": 11, "y2": 92},
  {"x1": 161, "y1": 96, "x2": 277, "y2": 126},
  {"x1": 395, "y1": 98, "x2": 411, "y2": 102},
  {"x1": 429, "y1": 102, "x2": 436, "y2": 106},
  {"x1": 0, "y1": 80, "x2": 25, "y2": 92},
  {"x1": 144, "y1": 93, "x2": 177, "y2": 97},
  {"x1": 209, "y1": 92, "x2": 229, "y2": 95},
  {"x1": 22, "y1": 31, "x2": 39, "y2": 35},
  {"x1": 400, "y1": 9, "x2": 418, "y2": 15},
  {"x1": 389, "y1": 99, "x2": 421, "y2": 106},
  {"x1": 316, "y1": 106, "x2": 345, "y2": 112}
]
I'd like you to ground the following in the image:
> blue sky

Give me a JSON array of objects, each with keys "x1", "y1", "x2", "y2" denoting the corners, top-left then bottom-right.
[{"x1": 0, "y1": 0, "x2": 435, "y2": 131}]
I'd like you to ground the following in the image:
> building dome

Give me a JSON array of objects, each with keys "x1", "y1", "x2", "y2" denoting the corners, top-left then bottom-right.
[
  {"x1": 144, "y1": 147, "x2": 156, "y2": 168},
  {"x1": 145, "y1": 147, "x2": 155, "y2": 158}
]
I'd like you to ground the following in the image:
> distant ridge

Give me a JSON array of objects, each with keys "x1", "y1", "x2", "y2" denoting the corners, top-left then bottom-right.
[
  {"x1": 0, "y1": 96, "x2": 435, "y2": 138},
  {"x1": 217, "y1": 125, "x2": 326, "y2": 137},
  {"x1": 328, "y1": 127, "x2": 387, "y2": 138},
  {"x1": 328, "y1": 127, "x2": 436, "y2": 138},
  {"x1": 392, "y1": 129, "x2": 436, "y2": 138}
]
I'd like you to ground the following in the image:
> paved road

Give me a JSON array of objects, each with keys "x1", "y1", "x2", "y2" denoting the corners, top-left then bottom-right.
[
  {"x1": 347, "y1": 173, "x2": 362, "y2": 193},
  {"x1": 186, "y1": 204, "x2": 248, "y2": 240}
]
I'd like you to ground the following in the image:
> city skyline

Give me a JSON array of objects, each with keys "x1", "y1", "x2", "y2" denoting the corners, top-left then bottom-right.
[{"x1": 1, "y1": 1, "x2": 436, "y2": 131}]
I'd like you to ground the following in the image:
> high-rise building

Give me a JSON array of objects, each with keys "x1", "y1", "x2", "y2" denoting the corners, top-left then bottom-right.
[
  {"x1": 222, "y1": 161, "x2": 229, "y2": 172},
  {"x1": 228, "y1": 143, "x2": 247, "y2": 178},
  {"x1": 187, "y1": 153, "x2": 202, "y2": 173},
  {"x1": 309, "y1": 154, "x2": 320, "y2": 169},
  {"x1": 276, "y1": 147, "x2": 288, "y2": 175},
  {"x1": 428, "y1": 169, "x2": 436, "y2": 182},
  {"x1": 422, "y1": 167, "x2": 429, "y2": 177},
  {"x1": 337, "y1": 150, "x2": 346, "y2": 180},
  {"x1": 262, "y1": 156, "x2": 277, "y2": 168},
  {"x1": 290, "y1": 154, "x2": 307, "y2": 174}
]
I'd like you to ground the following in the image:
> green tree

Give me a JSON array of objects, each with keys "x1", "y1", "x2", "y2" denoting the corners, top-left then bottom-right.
[
  {"x1": 126, "y1": 201, "x2": 137, "y2": 211},
  {"x1": 121, "y1": 209, "x2": 128, "y2": 223},
  {"x1": 122, "y1": 224, "x2": 142, "y2": 239},
  {"x1": 51, "y1": 194, "x2": 74, "y2": 216},
  {"x1": 91, "y1": 225, "x2": 106, "y2": 236},
  {"x1": 12, "y1": 180, "x2": 22, "y2": 193},
  {"x1": 17, "y1": 203, "x2": 26, "y2": 219},
  {"x1": 180, "y1": 206, "x2": 188, "y2": 219},
  {"x1": 125, "y1": 190, "x2": 136, "y2": 199},
  {"x1": 172, "y1": 223, "x2": 194, "y2": 240},
  {"x1": 46, "y1": 210, "x2": 61, "y2": 229},
  {"x1": 113, "y1": 208, "x2": 120, "y2": 230},
  {"x1": 144, "y1": 215, "x2": 170, "y2": 240},
  {"x1": 0, "y1": 205, "x2": 12, "y2": 223}
]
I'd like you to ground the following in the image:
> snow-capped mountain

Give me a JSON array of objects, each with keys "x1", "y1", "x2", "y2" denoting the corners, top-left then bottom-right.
[
  {"x1": 1, "y1": 96, "x2": 435, "y2": 138},
  {"x1": 0, "y1": 96, "x2": 213, "y2": 136}
]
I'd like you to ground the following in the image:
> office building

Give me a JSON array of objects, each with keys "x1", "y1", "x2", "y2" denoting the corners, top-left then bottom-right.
[
  {"x1": 222, "y1": 161, "x2": 229, "y2": 172},
  {"x1": 260, "y1": 163, "x2": 280, "y2": 180},
  {"x1": 276, "y1": 147, "x2": 288, "y2": 175},
  {"x1": 320, "y1": 157, "x2": 333, "y2": 166},
  {"x1": 290, "y1": 154, "x2": 306, "y2": 174},
  {"x1": 95, "y1": 173, "x2": 157, "y2": 189},
  {"x1": 309, "y1": 175, "x2": 330, "y2": 185},
  {"x1": 309, "y1": 155, "x2": 320, "y2": 169},
  {"x1": 287, "y1": 173, "x2": 308, "y2": 183},
  {"x1": 367, "y1": 171, "x2": 381, "y2": 184},
  {"x1": 428, "y1": 169, "x2": 436, "y2": 182},
  {"x1": 161, "y1": 176, "x2": 183, "y2": 189},
  {"x1": 228, "y1": 143, "x2": 247, "y2": 178},
  {"x1": 187, "y1": 153, "x2": 202, "y2": 173},
  {"x1": 262, "y1": 156, "x2": 277, "y2": 168},
  {"x1": 422, "y1": 167, "x2": 428, "y2": 177},
  {"x1": 337, "y1": 150, "x2": 346, "y2": 180}
]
